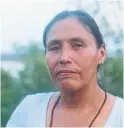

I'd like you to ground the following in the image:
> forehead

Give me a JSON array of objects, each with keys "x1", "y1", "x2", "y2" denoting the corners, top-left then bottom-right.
[{"x1": 46, "y1": 18, "x2": 96, "y2": 44}]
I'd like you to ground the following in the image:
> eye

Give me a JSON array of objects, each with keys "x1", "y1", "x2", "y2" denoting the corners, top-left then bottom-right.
[
  {"x1": 70, "y1": 38, "x2": 86, "y2": 48},
  {"x1": 49, "y1": 45, "x2": 60, "y2": 51},
  {"x1": 72, "y1": 43, "x2": 84, "y2": 48}
]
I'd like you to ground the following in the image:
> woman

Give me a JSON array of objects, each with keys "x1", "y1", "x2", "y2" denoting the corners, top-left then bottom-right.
[{"x1": 6, "y1": 10, "x2": 123, "y2": 127}]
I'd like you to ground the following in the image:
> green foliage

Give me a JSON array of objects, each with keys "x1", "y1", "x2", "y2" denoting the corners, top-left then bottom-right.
[
  {"x1": 17, "y1": 43, "x2": 56, "y2": 95},
  {"x1": 18, "y1": 55, "x2": 56, "y2": 94},
  {"x1": 1, "y1": 43, "x2": 56, "y2": 127},
  {"x1": 98, "y1": 56, "x2": 123, "y2": 97},
  {"x1": 1, "y1": 69, "x2": 23, "y2": 127}
]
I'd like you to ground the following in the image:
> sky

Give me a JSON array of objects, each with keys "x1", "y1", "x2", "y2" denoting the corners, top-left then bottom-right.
[
  {"x1": 0, "y1": 0, "x2": 123, "y2": 53},
  {"x1": 1, "y1": 0, "x2": 66, "y2": 53}
]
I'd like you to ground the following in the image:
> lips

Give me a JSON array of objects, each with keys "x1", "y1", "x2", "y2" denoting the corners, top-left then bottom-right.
[{"x1": 56, "y1": 69, "x2": 77, "y2": 76}]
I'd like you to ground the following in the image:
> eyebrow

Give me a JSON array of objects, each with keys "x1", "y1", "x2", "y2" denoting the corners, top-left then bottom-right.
[
  {"x1": 47, "y1": 37, "x2": 86, "y2": 46},
  {"x1": 68, "y1": 37, "x2": 85, "y2": 43},
  {"x1": 47, "y1": 39, "x2": 61, "y2": 47}
]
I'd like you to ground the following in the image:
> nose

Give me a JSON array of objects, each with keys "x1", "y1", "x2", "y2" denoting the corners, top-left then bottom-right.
[{"x1": 59, "y1": 44, "x2": 72, "y2": 64}]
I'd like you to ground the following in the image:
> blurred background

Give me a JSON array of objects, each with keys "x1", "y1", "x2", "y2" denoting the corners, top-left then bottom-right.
[{"x1": 0, "y1": 0, "x2": 123, "y2": 127}]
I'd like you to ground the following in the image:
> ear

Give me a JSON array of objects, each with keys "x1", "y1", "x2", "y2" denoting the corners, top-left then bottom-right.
[{"x1": 97, "y1": 44, "x2": 106, "y2": 65}]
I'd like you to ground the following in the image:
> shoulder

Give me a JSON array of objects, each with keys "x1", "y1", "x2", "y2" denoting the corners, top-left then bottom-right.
[
  {"x1": 24, "y1": 92, "x2": 55, "y2": 104},
  {"x1": 112, "y1": 96, "x2": 124, "y2": 112},
  {"x1": 116, "y1": 96, "x2": 124, "y2": 103},
  {"x1": 15, "y1": 92, "x2": 55, "y2": 110},
  {"x1": 108, "y1": 94, "x2": 124, "y2": 117},
  {"x1": 105, "y1": 95, "x2": 124, "y2": 127},
  {"x1": 107, "y1": 93, "x2": 123, "y2": 108},
  {"x1": 115, "y1": 97, "x2": 124, "y2": 113},
  {"x1": 6, "y1": 92, "x2": 56, "y2": 127}
]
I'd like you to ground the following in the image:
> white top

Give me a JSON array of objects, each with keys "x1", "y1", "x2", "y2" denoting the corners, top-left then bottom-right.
[{"x1": 6, "y1": 92, "x2": 124, "y2": 127}]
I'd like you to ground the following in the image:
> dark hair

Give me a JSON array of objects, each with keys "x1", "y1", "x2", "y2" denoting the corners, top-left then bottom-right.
[{"x1": 43, "y1": 10, "x2": 105, "y2": 49}]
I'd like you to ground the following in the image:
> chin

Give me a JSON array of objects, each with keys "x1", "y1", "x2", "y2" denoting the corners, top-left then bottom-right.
[{"x1": 56, "y1": 80, "x2": 82, "y2": 93}]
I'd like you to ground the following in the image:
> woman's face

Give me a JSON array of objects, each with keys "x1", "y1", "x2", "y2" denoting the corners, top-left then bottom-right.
[{"x1": 45, "y1": 18, "x2": 105, "y2": 92}]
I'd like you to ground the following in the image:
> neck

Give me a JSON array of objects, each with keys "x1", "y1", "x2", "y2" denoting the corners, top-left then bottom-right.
[{"x1": 59, "y1": 83, "x2": 105, "y2": 110}]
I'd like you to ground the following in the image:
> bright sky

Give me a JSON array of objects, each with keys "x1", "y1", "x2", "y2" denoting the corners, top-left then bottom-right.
[
  {"x1": 1, "y1": 0, "x2": 66, "y2": 53},
  {"x1": 0, "y1": 0, "x2": 122, "y2": 53}
]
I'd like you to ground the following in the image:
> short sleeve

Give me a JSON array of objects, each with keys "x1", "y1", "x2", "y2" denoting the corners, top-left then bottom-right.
[{"x1": 6, "y1": 95, "x2": 33, "y2": 127}]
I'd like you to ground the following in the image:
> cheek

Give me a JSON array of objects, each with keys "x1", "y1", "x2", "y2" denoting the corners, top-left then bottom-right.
[
  {"x1": 46, "y1": 52, "x2": 59, "y2": 75},
  {"x1": 78, "y1": 49, "x2": 97, "y2": 66},
  {"x1": 76, "y1": 48, "x2": 98, "y2": 75}
]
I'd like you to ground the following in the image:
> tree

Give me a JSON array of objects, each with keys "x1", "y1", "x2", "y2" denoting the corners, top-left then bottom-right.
[
  {"x1": 15, "y1": 42, "x2": 56, "y2": 95},
  {"x1": 1, "y1": 69, "x2": 23, "y2": 127},
  {"x1": 98, "y1": 56, "x2": 123, "y2": 97}
]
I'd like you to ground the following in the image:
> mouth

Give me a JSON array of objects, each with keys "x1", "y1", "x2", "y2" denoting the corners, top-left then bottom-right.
[{"x1": 56, "y1": 69, "x2": 77, "y2": 77}]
